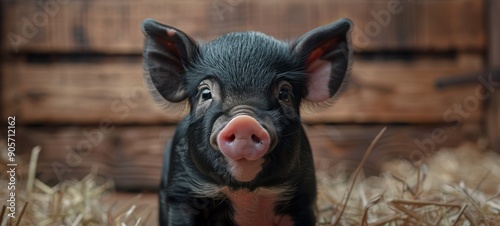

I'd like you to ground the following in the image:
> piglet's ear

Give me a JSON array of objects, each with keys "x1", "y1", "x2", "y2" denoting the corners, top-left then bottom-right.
[
  {"x1": 292, "y1": 18, "x2": 352, "y2": 103},
  {"x1": 142, "y1": 18, "x2": 199, "y2": 103}
]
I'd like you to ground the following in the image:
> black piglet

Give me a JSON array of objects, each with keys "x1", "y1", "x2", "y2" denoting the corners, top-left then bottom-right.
[{"x1": 141, "y1": 18, "x2": 352, "y2": 226}]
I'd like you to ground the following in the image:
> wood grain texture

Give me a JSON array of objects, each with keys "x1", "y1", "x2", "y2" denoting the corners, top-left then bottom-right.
[
  {"x1": 16, "y1": 124, "x2": 481, "y2": 190},
  {"x1": 2, "y1": 0, "x2": 210, "y2": 53},
  {"x1": 489, "y1": 0, "x2": 500, "y2": 69},
  {"x1": 1, "y1": 55, "x2": 484, "y2": 125},
  {"x1": 2, "y1": 0, "x2": 485, "y2": 53},
  {"x1": 16, "y1": 126, "x2": 174, "y2": 190},
  {"x1": 487, "y1": 0, "x2": 500, "y2": 152},
  {"x1": 1, "y1": 59, "x2": 185, "y2": 124},
  {"x1": 487, "y1": 92, "x2": 500, "y2": 152},
  {"x1": 302, "y1": 55, "x2": 485, "y2": 123}
]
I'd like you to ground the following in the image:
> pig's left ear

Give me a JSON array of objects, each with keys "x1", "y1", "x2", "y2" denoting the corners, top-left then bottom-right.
[
  {"x1": 291, "y1": 18, "x2": 352, "y2": 103},
  {"x1": 141, "y1": 18, "x2": 199, "y2": 107}
]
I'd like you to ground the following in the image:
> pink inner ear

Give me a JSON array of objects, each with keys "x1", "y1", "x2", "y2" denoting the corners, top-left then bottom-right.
[
  {"x1": 305, "y1": 59, "x2": 332, "y2": 102},
  {"x1": 304, "y1": 38, "x2": 339, "y2": 102}
]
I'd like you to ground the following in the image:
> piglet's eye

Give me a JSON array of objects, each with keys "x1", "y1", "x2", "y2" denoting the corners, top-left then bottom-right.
[
  {"x1": 201, "y1": 88, "x2": 212, "y2": 100},
  {"x1": 278, "y1": 87, "x2": 292, "y2": 102}
]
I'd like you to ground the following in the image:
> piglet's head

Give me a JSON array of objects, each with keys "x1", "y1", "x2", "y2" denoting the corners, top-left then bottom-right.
[{"x1": 142, "y1": 19, "x2": 352, "y2": 189}]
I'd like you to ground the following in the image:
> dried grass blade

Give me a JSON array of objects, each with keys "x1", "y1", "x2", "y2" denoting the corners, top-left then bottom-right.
[
  {"x1": 370, "y1": 213, "x2": 404, "y2": 226},
  {"x1": 14, "y1": 202, "x2": 28, "y2": 226},
  {"x1": 391, "y1": 202, "x2": 434, "y2": 226},
  {"x1": 473, "y1": 170, "x2": 492, "y2": 195},
  {"x1": 112, "y1": 194, "x2": 143, "y2": 218},
  {"x1": 0, "y1": 205, "x2": 6, "y2": 225},
  {"x1": 27, "y1": 146, "x2": 41, "y2": 196},
  {"x1": 361, "y1": 195, "x2": 383, "y2": 226},
  {"x1": 34, "y1": 179, "x2": 53, "y2": 195},
  {"x1": 392, "y1": 199, "x2": 461, "y2": 209},
  {"x1": 71, "y1": 214, "x2": 83, "y2": 226},
  {"x1": 451, "y1": 204, "x2": 468, "y2": 226},
  {"x1": 333, "y1": 127, "x2": 387, "y2": 226}
]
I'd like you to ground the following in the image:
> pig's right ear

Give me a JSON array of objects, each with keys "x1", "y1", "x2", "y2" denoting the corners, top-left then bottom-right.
[
  {"x1": 141, "y1": 18, "x2": 199, "y2": 105},
  {"x1": 291, "y1": 18, "x2": 352, "y2": 105}
]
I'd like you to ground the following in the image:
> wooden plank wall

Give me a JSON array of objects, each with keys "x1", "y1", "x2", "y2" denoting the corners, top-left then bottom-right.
[
  {"x1": 1, "y1": 56, "x2": 484, "y2": 124},
  {"x1": 2, "y1": 0, "x2": 485, "y2": 53},
  {"x1": 1, "y1": 0, "x2": 491, "y2": 190},
  {"x1": 487, "y1": 0, "x2": 500, "y2": 152}
]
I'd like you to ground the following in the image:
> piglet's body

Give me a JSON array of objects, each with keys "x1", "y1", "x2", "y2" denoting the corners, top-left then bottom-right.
[{"x1": 142, "y1": 18, "x2": 352, "y2": 226}]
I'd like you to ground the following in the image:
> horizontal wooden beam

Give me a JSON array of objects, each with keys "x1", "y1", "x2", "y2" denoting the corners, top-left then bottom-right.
[
  {"x1": 2, "y1": 55, "x2": 484, "y2": 125},
  {"x1": 303, "y1": 54, "x2": 485, "y2": 123},
  {"x1": 2, "y1": 59, "x2": 184, "y2": 124},
  {"x1": 2, "y1": 0, "x2": 485, "y2": 53}
]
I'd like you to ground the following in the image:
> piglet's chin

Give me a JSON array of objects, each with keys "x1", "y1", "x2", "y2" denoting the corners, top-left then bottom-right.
[{"x1": 227, "y1": 158, "x2": 265, "y2": 182}]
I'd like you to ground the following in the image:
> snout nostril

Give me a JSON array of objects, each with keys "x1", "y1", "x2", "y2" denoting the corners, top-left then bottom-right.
[
  {"x1": 228, "y1": 134, "x2": 235, "y2": 142},
  {"x1": 251, "y1": 134, "x2": 261, "y2": 143}
]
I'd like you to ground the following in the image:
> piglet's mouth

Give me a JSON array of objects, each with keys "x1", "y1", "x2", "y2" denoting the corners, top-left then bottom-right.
[{"x1": 227, "y1": 158, "x2": 265, "y2": 182}]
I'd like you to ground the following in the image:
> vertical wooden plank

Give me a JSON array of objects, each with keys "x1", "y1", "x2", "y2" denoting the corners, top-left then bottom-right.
[
  {"x1": 0, "y1": 2, "x2": 3, "y2": 131},
  {"x1": 489, "y1": 0, "x2": 500, "y2": 67},
  {"x1": 487, "y1": 0, "x2": 500, "y2": 152}
]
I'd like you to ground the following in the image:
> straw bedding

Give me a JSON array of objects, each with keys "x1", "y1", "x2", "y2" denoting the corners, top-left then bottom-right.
[{"x1": 1, "y1": 134, "x2": 499, "y2": 226}]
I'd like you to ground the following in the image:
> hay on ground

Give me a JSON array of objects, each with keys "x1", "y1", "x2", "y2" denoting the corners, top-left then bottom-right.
[{"x1": 1, "y1": 133, "x2": 500, "y2": 226}]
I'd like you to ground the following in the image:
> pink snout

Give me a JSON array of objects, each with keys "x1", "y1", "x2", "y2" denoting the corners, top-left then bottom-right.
[{"x1": 217, "y1": 115, "x2": 271, "y2": 161}]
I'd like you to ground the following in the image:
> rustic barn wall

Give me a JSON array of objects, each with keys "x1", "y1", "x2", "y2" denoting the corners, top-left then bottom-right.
[
  {"x1": 2, "y1": 0, "x2": 485, "y2": 53},
  {"x1": 1, "y1": 0, "x2": 492, "y2": 191},
  {"x1": 1, "y1": 56, "x2": 484, "y2": 124}
]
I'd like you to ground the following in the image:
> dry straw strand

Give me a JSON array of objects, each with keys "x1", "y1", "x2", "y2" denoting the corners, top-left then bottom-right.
[{"x1": 333, "y1": 127, "x2": 388, "y2": 225}]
